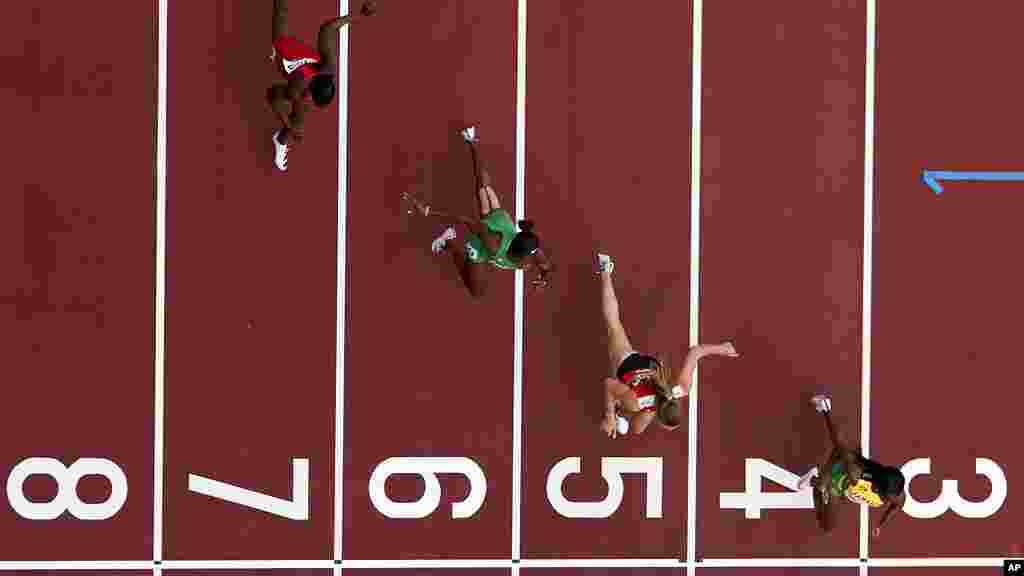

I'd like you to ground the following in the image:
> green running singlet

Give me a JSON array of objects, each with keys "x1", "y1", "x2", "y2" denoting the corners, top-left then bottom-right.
[{"x1": 464, "y1": 209, "x2": 521, "y2": 270}]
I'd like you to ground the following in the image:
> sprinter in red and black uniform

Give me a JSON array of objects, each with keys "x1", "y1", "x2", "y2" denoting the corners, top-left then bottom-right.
[
  {"x1": 597, "y1": 253, "x2": 740, "y2": 438},
  {"x1": 267, "y1": 0, "x2": 376, "y2": 171}
]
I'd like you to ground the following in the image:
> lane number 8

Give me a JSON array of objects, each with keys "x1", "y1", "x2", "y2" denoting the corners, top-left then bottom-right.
[{"x1": 6, "y1": 458, "x2": 128, "y2": 520}]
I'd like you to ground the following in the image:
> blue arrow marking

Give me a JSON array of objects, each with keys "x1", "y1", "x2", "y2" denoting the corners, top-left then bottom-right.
[{"x1": 922, "y1": 170, "x2": 1024, "y2": 194}]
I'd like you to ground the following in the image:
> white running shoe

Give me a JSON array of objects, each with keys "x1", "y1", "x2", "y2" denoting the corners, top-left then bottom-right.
[
  {"x1": 797, "y1": 467, "x2": 819, "y2": 491},
  {"x1": 596, "y1": 253, "x2": 615, "y2": 275},
  {"x1": 272, "y1": 130, "x2": 290, "y2": 171},
  {"x1": 431, "y1": 227, "x2": 457, "y2": 254},
  {"x1": 810, "y1": 394, "x2": 832, "y2": 413},
  {"x1": 460, "y1": 126, "x2": 478, "y2": 143},
  {"x1": 615, "y1": 415, "x2": 629, "y2": 435}
]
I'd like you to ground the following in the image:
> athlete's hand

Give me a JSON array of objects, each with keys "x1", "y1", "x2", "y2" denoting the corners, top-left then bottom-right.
[
  {"x1": 529, "y1": 266, "x2": 551, "y2": 292},
  {"x1": 401, "y1": 192, "x2": 430, "y2": 216},
  {"x1": 600, "y1": 415, "x2": 617, "y2": 438},
  {"x1": 530, "y1": 274, "x2": 549, "y2": 292}
]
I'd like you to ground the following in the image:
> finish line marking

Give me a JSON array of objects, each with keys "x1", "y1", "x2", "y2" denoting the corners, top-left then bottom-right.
[
  {"x1": 923, "y1": 170, "x2": 1024, "y2": 193},
  {"x1": 0, "y1": 558, "x2": 1011, "y2": 570},
  {"x1": 687, "y1": 0, "x2": 704, "y2": 574}
]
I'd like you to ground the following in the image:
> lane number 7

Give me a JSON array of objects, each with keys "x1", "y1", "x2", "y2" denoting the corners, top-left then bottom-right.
[{"x1": 188, "y1": 458, "x2": 309, "y2": 520}]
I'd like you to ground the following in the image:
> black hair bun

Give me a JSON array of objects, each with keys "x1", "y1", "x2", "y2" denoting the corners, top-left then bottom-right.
[{"x1": 518, "y1": 219, "x2": 535, "y2": 232}]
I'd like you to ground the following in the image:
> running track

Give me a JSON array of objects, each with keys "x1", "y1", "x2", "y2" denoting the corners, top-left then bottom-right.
[{"x1": 1, "y1": 0, "x2": 1022, "y2": 573}]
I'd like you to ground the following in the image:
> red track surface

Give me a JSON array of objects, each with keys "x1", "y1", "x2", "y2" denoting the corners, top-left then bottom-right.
[
  {"x1": 0, "y1": 1, "x2": 156, "y2": 561},
  {"x1": 870, "y1": 0, "x2": 1024, "y2": 558},
  {"x1": 698, "y1": 0, "x2": 865, "y2": 559},
  {"x1": 2, "y1": 0, "x2": 1023, "y2": 568},
  {"x1": 522, "y1": 0, "x2": 692, "y2": 560},
  {"x1": 164, "y1": 0, "x2": 337, "y2": 560},
  {"x1": 344, "y1": 0, "x2": 516, "y2": 560}
]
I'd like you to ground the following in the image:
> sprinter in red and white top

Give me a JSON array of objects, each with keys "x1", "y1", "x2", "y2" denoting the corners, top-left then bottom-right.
[
  {"x1": 267, "y1": 0, "x2": 376, "y2": 171},
  {"x1": 597, "y1": 253, "x2": 739, "y2": 438}
]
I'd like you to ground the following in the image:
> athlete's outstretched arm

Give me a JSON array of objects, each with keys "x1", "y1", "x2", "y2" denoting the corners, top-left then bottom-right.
[
  {"x1": 403, "y1": 193, "x2": 499, "y2": 251},
  {"x1": 673, "y1": 342, "x2": 739, "y2": 396},
  {"x1": 317, "y1": 1, "x2": 376, "y2": 70},
  {"x1": 874, "y1": 492, "x2": 905, "y2": 537}
]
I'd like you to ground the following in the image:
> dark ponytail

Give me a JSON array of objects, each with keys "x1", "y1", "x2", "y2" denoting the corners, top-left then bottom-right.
[{"x1": 507, "y1": 219, "x2": 540, "y2": 260}]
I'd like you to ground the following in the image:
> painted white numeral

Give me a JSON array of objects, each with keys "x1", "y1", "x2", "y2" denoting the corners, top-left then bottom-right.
[
  {"x1": 6, "y1": 457, "x2": 128, "y2": 520},
  {"x1": 718, "y1": 457, "x2": 1008, "y2": 521},
  {"x1": 901, "y1": 457, "x2": 1007, "y2": 519},
  {"x1": 719, "y1": 458, "x2": 813, "y2": 519},
  {"x1": 546, "y1": 457, "x2": 663, "y2": 519},
  {"x1": 188, "y1": 458, "x2": 309, "y2": 520},
  {"x1": 368, "y1": 457, "x2": 486, "y2": 519}
]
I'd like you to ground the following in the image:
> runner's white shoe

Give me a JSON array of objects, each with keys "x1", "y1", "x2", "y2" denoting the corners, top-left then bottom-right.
[
  {"x1": 596, "y1": 253, "x2": 615, "y2": 275},
  {"x1": 431, "y1": 227, "x2": 457, "y2": 254},
  {"x1": 273, "y1": 130, "x2": 290, "y2": 171},
  {"x1": 460, "y1": 126, "x2": 478, "y2": 143},
  {"x1": 811, "y1": 394, "x2": 832, "y2": 413},
  {"x1": 615, "y1": 415, "x2": 629, "y2": 435}
]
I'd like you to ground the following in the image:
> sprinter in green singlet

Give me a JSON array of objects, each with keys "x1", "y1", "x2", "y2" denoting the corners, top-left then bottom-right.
[{"x1": 403, "y1": 125, "x2": 553, "y2": 299}]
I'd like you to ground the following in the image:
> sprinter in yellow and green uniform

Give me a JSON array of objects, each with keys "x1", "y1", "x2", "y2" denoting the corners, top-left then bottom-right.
[
  {"x1": 796, "y1": 395, "x2": 907, "y2": 540},
  {"x1": 828, "y1": 462, "x2": 883, "y2": 506},
  {"x1": 403, "y1": 125, "x2": 553, "y2": 299}
]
